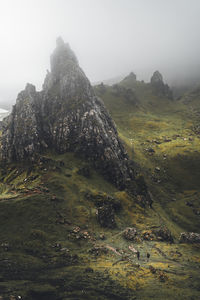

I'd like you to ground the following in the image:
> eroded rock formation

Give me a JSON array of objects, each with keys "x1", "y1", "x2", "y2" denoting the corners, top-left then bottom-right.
[
  {"x1": 150, "y1": 71, "x2": 173, "y2": 99},
  {"x1": 1, "y1": 37, "x2": 135, "y2": 189}
]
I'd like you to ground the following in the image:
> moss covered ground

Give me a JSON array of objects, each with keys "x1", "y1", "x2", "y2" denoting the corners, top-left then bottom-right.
[{"x1": 0, "y1": 80, "x2": 200, "y2": 299}]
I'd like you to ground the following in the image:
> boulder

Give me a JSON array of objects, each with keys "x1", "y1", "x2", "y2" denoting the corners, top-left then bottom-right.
[
  {"x1": 123, "y1": 227, "x2": 137, "y2": 241},
  {"x1": 179, "y1": 232, "x2": 200, "y2": 243},
  {"x1": 153, "y1": 226, "x2": 173, "y2": 243}
]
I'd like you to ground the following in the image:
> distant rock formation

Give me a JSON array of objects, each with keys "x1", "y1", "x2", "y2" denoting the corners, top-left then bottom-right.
[
  {"x1": 123, "y1": 72, "x2": 137, "y2": 82},
  {"x1": 150, "y1": 71, "x2": 173, "y2": 99},
  {"x1": 1, "y1": 37, "x2": 135, "y2": 189}
]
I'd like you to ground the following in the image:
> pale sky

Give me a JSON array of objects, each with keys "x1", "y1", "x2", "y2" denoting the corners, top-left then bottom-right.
[{"x1": 0, "y1": 0, "x2": 200, "y2": 108}]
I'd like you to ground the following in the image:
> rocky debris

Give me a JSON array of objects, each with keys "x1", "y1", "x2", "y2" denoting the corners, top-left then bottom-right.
[
  {"x1": 0, "y1": 242, "x2": 10, "y2": 251},
  {"x1": 1, "y1": 37, "x2": 136, "y2": 190},
  {"x1": 142, "y1": 227, "x2": 173, "y2": 242},
  {"x1": 96, "y1": 204, "x2": 116, "y2": 228},
  {"x1": 142, "y1": 230, "x2": 155, "y2": 241},
  {"x1": 179, "y1": 232, "x2": 200, "y2": 243},
  {"x1": 145, "y1": 147, "x2": 155, "y2": 155},
  {"x1": 153, "y1": 226, "x2": 173, "y2": 243},
  {"x1": 99, "y1": 233, "x2": 106, "y2": 240},
  {"x1": 123, "y1": 227, "x2": 137, "y2": 241},
  {"x1": 89, "y1": 244, "x2": 108, "y2": 256},
  {"x1": 163, "y1": 137, "x2": 172, "y2": 142},
  {"x1": 185, "y1": 201, "x2": 194, "y2": 207},
  {"x1": 193, "y1": 208, "x2": 200, "y2": 215},
  {"x1": 68, "y1": 226, "x2": 91, "y2": 240},
  {"x1": 150, "y1": 71, "x2": 173, "y2": 99}
]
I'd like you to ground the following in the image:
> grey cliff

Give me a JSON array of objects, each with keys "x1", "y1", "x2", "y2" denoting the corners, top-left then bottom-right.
[{"x1": 1, "y1": 37, "x2": 135, "y2": 189}]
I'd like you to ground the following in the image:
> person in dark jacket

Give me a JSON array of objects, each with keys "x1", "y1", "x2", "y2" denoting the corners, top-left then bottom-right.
[{"x1": 147, "y1": 252, "x2": 150, "y2": 262}]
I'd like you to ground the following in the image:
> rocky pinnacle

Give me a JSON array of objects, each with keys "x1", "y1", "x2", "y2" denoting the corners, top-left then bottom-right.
[{"x1": 1, "y1": 37, "x2": 135, "y2": 189}]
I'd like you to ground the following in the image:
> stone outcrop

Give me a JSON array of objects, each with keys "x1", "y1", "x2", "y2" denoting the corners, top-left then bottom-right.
[
  {"x1": 1, "y1": 37, "x2": 135, "y2": 189},
  {"x1": 179, "y1": 232, "x2": 200, "y2": 243},
  {"x1": 150, "y1": 71, "x2": 173, "y2": 99},
  {"x1": 123, "y1": 72, "x2": 137, "y2": 82}
]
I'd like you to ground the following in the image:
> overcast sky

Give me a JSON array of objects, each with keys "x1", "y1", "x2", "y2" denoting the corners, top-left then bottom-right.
[{"x1": 0, "y1": 0, "x2": 200, "y2": 108}]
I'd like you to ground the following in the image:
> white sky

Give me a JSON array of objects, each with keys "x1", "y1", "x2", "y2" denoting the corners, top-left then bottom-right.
[{"x1": 0, "y1": 0, "x2": 200, "y2": 107}]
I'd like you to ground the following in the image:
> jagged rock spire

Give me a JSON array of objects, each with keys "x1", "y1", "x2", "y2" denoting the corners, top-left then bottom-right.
[
  {"x1": 151, "y1": 70, "x2": 163, "y2": 84},
  {"x1": 150, "y1": 70, "x2": 173, "y2": 99},
  {"x1": 1, "y1": 38, "x2": 135, "y2": 189}
]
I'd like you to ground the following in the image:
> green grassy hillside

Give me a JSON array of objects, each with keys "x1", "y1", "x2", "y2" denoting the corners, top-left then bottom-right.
[{"x1": 0, "y1": 79, "x2": 200, "y2": 299}]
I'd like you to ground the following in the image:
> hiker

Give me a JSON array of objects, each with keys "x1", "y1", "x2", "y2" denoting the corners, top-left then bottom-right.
[
  {"x1": 147, "y1": 252, "x2": 150, "y2": 262},
  {"x1": 137, "y1": 251, "x2": 140, "y2": 260}
]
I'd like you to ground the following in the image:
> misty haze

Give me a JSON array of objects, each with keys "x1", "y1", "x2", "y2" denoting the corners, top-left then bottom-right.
[
  {"x1": 0, "y1": 1, "x2": 200, "y2": 300},
  {"x1": 1, "y1": 0, "x2": 200, "y2": 109}
]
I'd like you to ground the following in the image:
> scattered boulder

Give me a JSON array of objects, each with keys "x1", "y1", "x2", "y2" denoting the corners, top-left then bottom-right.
[
  {"x1": 163, "y1": 138, "x2": 172, "y2": 143},
  {"x1": 123, "y1": 227, "x2": 137, "y2": 241},
  {"x1": 146, "y1": 147, "x2": 155, "y2": 154},
  {"x1": 69, "y1": 227, "x2": 91, "y2": 240},
  {"x1": 0, "y1": 242, "x2": 10, "y2": 251},
  {"x1": 153, "y1": 226, "x2": 173, "y2": 243},
  {"x1": 89, "y1": 244, "x2": 108, "y2": 256},
  {"x1": 179, "y1": 232, "x2": 200, "y2": 243},
  {"x1": 99, "y1": 233, "x2": 106, "y2": 240},
  {"x1": 142, "y1": 230, "x2": 155, "y2": 241},
  {"x1": 193, "y1": 209, "x2": 200, "y2": 215},
  {"x1": 185, "y1": 201, "x2": 193, "y2": 207}
]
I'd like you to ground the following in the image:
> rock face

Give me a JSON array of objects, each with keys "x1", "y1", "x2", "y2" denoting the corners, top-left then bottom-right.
[
  {"x1": 1, "y1": 37, "x2": 135, "y2": 189},
  {"x1": 150, "y1": 71, "x2": 173, "y2": 99},
  {"x1": 179, "y1": 232, "x2": 200, "y2": 243},
  {"x1": 123, "y1": 227, "x2": 137, "y2": 241}
]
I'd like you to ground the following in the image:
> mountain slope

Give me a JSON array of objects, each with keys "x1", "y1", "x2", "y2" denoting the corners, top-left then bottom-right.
[{"x1": 0, "y1": 52, "x2": 200, "y2": 299}]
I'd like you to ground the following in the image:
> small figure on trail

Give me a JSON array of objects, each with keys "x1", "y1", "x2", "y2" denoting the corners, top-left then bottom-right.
[
  {"x1": 137, "y1": 251, "x2": 140, "y2": 260},
  {"x1": 147, "y1": 252, "x2": 150, "y2": 262}
]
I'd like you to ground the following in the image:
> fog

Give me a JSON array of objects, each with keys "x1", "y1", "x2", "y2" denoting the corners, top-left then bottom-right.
[{"x1": 1, "y1": 0, "x2": 200, "y2": 108}]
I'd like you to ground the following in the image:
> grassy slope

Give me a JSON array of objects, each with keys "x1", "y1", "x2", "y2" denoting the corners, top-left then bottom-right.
[
  {"x1": 0, "y1": 81, "x2": 199, "y2": 299},
  {"x1": 95, "y1": 79, "x2": 200, "y2": 234}
]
